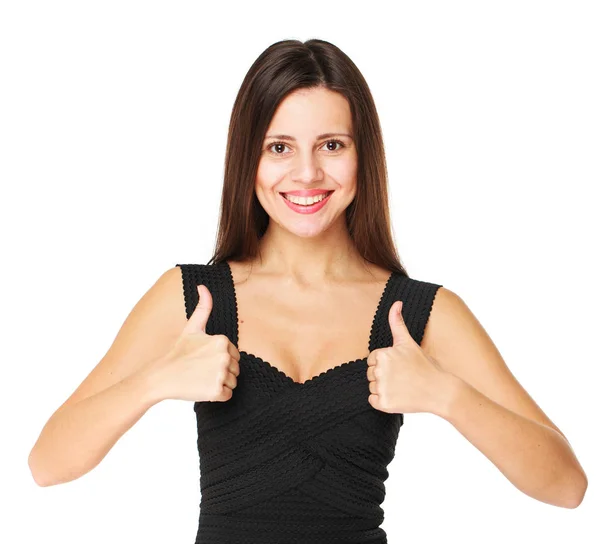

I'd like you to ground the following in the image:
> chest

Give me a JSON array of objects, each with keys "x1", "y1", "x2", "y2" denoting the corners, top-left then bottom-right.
[{"x1": 228, "y1": 262, "x2": 392, "y2": 385}]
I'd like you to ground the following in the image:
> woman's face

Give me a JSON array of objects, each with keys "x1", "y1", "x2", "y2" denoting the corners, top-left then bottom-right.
[{"x1": 255, "y1": 87, "x2": 358, "y2": 238}]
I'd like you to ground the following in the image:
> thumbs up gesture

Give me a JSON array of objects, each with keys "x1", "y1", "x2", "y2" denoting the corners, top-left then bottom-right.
[
  {"x1": 143, "y1": 284, "x2": 241, "y2": 403},
  {"x1": 367, "y1": 300, "x2": 449, "y2": 415}
]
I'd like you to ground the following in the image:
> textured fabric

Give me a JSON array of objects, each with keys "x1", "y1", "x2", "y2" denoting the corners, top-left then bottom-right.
[{"x1": 176, "y1": 261, "x2": 442, "y2": 544}]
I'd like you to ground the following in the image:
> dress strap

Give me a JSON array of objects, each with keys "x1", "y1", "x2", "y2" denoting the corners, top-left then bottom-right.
[
  {"x1": 175, "y1": 262, "x2": 237, "y2": 342},
  {"x1": 369, "y1": 273, "x2": 443, "y2": 352}
]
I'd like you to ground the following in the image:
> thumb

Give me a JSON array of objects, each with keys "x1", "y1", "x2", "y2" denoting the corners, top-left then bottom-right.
[
  {"x1": 184, "y1": 284, "x2": 213, "y2": 335},
  {"x1": 388, "y1": 300, "x2": 411, "y2": 347}
]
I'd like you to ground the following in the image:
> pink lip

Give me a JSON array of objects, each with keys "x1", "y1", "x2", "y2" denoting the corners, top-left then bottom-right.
[
  {"x1": 280, "y1": 189, "x2": 332, "y2": 197},
  {"x1": 280, "y1": 190, "x2": 333, "y2": 215}
]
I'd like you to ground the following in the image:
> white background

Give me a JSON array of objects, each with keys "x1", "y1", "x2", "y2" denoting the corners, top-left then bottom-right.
[{"x1": 2, "y1": 1, "x2": 598, "y2": 542}]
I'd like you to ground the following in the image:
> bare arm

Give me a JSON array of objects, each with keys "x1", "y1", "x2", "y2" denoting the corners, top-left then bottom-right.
[
  {"x1": 29, "y1": 366, "x2": 164, "y2": 486},
  {"x1": 421, "y1": 287, "x2": 587, "y2": 507},
  {"x1": 28, "y1": 266, "x2": 187, "y2": 487}
]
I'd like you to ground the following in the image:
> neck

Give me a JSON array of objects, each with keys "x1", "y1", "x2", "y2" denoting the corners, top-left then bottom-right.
[{"x1": 253, "y1": 218, "x2": 368, "y2": 284}]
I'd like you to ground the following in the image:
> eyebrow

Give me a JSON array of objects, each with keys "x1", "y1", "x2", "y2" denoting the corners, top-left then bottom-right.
[{"x1": 264, "y1": 132, "x2": 354, "y2": 141}]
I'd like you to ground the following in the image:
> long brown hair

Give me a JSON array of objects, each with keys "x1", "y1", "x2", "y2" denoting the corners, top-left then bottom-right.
[{"x1": 207, "y1": 38, "x2": 408, "y2": 277}]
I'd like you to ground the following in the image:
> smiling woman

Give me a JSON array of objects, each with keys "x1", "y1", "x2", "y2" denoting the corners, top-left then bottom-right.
[{"x1": 28, "y1": 35, "x2": 587, "y2": 544}]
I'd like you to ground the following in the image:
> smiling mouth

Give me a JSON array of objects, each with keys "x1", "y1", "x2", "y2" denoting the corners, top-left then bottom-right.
[{"x1": 279, "y1": 191, "x2": 334, "y2": 205}]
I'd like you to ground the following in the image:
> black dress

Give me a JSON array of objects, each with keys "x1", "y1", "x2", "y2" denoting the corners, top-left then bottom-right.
[{"x1": 176, "y1": 261, "x2": 442, "y2": 543}]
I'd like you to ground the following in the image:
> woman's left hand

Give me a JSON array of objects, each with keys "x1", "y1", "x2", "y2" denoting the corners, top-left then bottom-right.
[{"x1": 367, "y1": 300, "x2": 452, "y2": 416}]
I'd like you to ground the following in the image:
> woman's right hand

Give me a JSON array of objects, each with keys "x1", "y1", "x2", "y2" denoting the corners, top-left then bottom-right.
[{"x1": 142, "y1": 284, "x2": 240, "y2": 403}]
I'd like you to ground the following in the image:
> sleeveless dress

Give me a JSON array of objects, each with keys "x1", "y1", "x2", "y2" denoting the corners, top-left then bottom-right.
[{"x1": 176, "y1": 261, "x2": 442, "y2": 544}]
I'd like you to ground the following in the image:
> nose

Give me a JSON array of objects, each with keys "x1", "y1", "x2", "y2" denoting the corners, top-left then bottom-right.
[{"x1": 290, "y1": 148, "x2": 324, "y2": 184}]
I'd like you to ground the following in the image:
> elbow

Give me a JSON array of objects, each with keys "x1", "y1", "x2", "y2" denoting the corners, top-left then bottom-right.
[
  {"x1": 556, "y1": 466, "x2": 588, "y2": 509},
  {"x1": 28, "y1": 448, "x2": 56, "y2": 487},
  {"x1": 565, "y1": 470, "x2": 588, "y2": 509},
  {"x1": 28, "y1": 449, "x2": 50, "y2": 487},
  {"x1": 28, "y1": 447, "x2": 92, "y2": 487},
  {"x1": 28, "y1": 447, "x2": 63, "y2": 488}
]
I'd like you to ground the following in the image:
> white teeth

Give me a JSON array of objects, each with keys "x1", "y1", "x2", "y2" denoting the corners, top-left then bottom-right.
[{"x1": 282, "y1": 192, "x2": 330, "y2": 205}]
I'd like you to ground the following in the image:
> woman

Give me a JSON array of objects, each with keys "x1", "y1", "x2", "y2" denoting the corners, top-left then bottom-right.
[{"x1": 29, "y1": 39, "x2": 587, "y2": 543}]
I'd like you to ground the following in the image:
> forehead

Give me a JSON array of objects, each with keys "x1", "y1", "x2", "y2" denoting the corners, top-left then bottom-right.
[{"x1": 267, "y1": 87, "x2": 352, "y2": 136}]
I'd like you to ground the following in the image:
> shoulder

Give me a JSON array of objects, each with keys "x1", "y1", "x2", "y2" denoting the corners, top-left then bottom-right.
[
  {"x1": 95, "y1": 265, "x2": 191, "y2": 376},
  {"x1": 419, "y1": 285, "x2": 464, "y2": 357},
  {"x1": 419, "y1": 285, "x2": 505, "y2": 390},
  {"x1": 143, "y1": 265, "x2": 192, "y2": 327},
  {"x1": 146, "y1": 264, "x2": 212, "y2": 327}
]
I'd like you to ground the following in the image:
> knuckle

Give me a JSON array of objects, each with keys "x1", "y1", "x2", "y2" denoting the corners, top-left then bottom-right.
[
  {"x1": 220, "y1": 352, "x2": 231, "y2": 366},
  {"x1": 214, "y1": 334, "x2": 231, "y2": 349}
]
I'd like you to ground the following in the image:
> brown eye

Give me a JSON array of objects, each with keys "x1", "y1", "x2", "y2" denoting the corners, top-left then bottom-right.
[{"x1": 271, "y1": 143, "x2": 287, "y2": 154}]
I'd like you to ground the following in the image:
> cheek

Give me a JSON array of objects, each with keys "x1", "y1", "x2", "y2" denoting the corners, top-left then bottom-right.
[
  {"x1": 256, "y1": 171, "x2": 277, "y2": 200},
  {"x1": 331, "y1": 159, "x2": 358, "y2": 190},
  {"x1": 257, "y1": 157, "x2": 285, "y2": 181},
  {"x1": 255, "y1": 161, "x2": 279, "y2": 203},
  {"x1": 343, "y1": 162, "x2": 358, "y2": 180}
]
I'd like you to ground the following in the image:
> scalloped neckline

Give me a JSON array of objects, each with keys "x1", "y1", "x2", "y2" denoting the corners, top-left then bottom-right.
[{"x1": 223, "y1": 261, "x2": 395, "y2": 387}]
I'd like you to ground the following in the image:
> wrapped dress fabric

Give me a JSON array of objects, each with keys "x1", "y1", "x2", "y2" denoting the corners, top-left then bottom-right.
[{"x1": 176, "y1": 261, "x2": 442, "y2": 544}]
